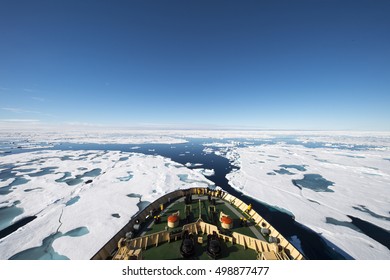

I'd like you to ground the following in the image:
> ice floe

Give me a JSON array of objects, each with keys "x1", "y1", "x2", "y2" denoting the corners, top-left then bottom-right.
[
  {"x1": 1, "y1": 129, "x2": 390, "y2": 260},
  {"x1": 193, "y1": 168, "x2": 215, "y2": 177},
  {"x1": 0, "y1": 129, "x2": 187, "y2": 151},
  {"x1": 0, "y1": 150, "x2": 213, "y2": 259},
  {"x1": 225, "y1": 143, "x2": 390, "y2": 259},
  {"x1": 2, "y1": 129, "x2": 390, "y2": 150},
  {"x1": 184, "y1": 162, "x2": 203, "y2": 168}
]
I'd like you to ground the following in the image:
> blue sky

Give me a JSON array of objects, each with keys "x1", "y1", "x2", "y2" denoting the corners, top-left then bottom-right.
[{"x1": 0, "y1": 0, "x2": 389, "y2": 130}]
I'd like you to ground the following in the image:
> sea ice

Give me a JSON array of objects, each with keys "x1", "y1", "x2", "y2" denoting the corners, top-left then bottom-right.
[
  {"x1": 193, "y1": 168, "x2": 215, "y2": 177},
  {"x1": 225, "y1": 143, "x2": 390, "y2": 259},
  {"x1": 0, "y1": 150, "x2": 213, "y2": 259},
  {"x1": 184, "y1": 162, "x2": 203, "y2": 167}
]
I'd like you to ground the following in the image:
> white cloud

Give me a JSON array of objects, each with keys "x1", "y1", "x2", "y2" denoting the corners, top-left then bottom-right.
[
  {"x1": 0, "y1": 119, "x2": 40, "y2": 123},
  {"x1": 1, "y1": 107, "x2": 53, "y2": 117},
  {"x1": 1, "y1": 107, "x2": 41, "y2": 114}
]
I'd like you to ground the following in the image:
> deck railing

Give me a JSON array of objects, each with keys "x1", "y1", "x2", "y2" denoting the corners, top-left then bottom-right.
[{"x1": 91, "y1": 187, "x2": 304, "y2": 260}]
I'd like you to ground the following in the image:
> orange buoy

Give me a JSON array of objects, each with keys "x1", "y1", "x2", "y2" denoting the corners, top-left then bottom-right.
[
  {"x1": 167, "y1": 215, "x2": 179, "y2": 228},
  {"x1": 221, "y1": 216, "x2": 233, "y2": 229}
]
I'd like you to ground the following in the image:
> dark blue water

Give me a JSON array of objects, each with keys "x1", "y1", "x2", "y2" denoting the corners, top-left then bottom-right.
[
  {"x1": 347, "y1": 216, "x2": 390, "y2": 250},
  {"x1": 13, "y1": 168, "x2": 36, "y2": 173},
  {"x1": 28, "y1": 140, "x2": 348, "y2": 259},
  {"x1": 65, "y1": 196, "x2": 80, "y2": 206},
  {"x1": 82, "y1": 168, "x2": 102, "y2": 177},
  {"x1": 279, "y1": 164, "x2": 307, "y2": 171},
  {"x1": 0, "y1": 177, "x2": 30, "y2": 195},
  {"x1": 293, "y1": 174, "x2": 335, "y2": 192},
  {"x1": 64, "y1": 227, "x2": 89, "y2": 237},
  {"x1": 0, "y1": 216, "x2": 37, "y2": 239},
  {"x1": 137, "y1": 201, "x2": 151, "y2": 212},
  {"x1": 55, "y1": 172, "x2": 72, "y2": 183},
  {"x1": 326, "y1": 213, "x2": 390, "y2": 249},
  {"x1": 274, "y1": 168, "x2": 295, "y2": 175},
  {"x1": 0, "y1": 136, "x2": 382, "y2": 158},
  {"x1": 27, "y1": 167, "x2": 58, "y2": 177},
  {"x1": 54, "y1": 168, "x2": 102, "y2": 186},
  {"x1": 352, "y1": 205, "x2": 390, "y2": 221},
  {"x1": 0, "y1": 203, "x2": 24, "y2": 231},
  {"x1": 127, "y1": 193, "x2": 142, "y2": 199},
  {"x1": 326, "y1": 217, "x2": 361, "y2": 231}
]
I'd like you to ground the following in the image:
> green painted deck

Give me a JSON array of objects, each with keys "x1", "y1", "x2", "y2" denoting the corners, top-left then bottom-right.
[
  {"x1": 136, "y1": 194, "x2": 266, "y2": 260},
  {"x1": 140, "y1": 195, "x2": 264, "y2": 240},
  {"x1": 142, "y1": 235, "x2": 258, "y2": 260}
]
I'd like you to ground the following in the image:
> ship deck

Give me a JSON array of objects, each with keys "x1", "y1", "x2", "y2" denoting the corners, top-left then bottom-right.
[
  {"x1": 142, "y1": 233, "x2": 257, "y2": 260},
  {"x1": 140, "y1": 195, "x2": 266, "y2": 239},
  {"x1": 97, "y1": 188, "x2": 305, "y2": 260},
  {"x1": 134, "y1": 194, "x2": 267, "y2": 260}
]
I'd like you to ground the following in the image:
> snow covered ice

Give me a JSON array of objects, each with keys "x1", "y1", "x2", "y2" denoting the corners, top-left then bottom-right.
[
  {"x1": 0, "y1": 150, "x2": 213, "y2": 259},
  {"x1": 225, "y1": 143, "x2": 390, "y2": 259},
  {"x1": 1, "y1": 129, "x2": 390, "y2": 260}
]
